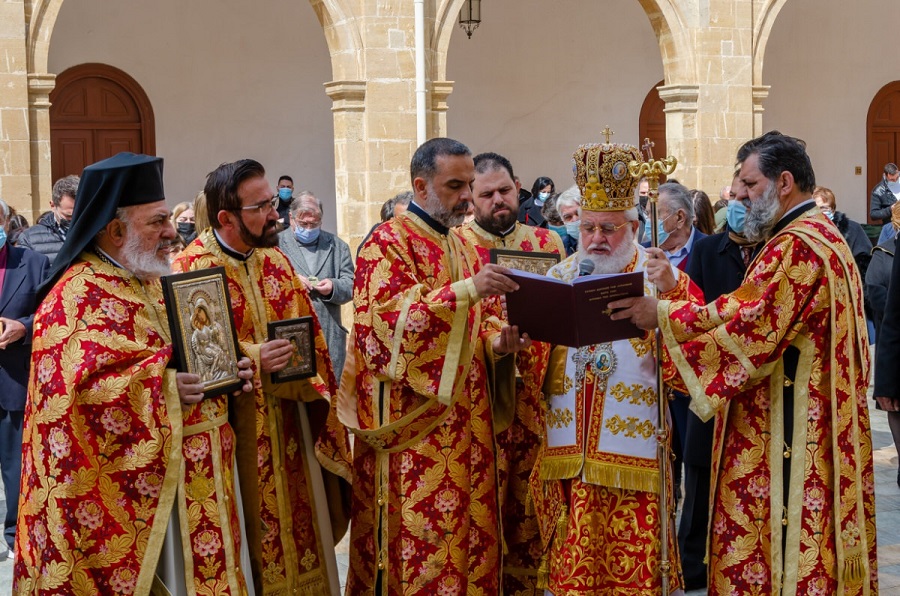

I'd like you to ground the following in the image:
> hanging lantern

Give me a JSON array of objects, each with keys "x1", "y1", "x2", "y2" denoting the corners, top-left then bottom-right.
[{"x1": 459, "y1": 0, "x2": 481, "y2": 39}]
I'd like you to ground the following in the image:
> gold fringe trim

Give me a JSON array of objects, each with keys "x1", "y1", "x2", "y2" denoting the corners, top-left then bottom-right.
[
  {"x1": 538, "y1": 455, "x2": 582, "y2": 480},
  {"x1": 582, "y1": 461, "x2": 659, "y2": 494},
  {"x1": 842, "y1": 547, "x2": 865, "y2": 585}
]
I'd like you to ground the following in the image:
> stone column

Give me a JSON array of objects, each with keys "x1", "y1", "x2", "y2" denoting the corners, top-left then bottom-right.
[
  {"x1": 28, "y1": 73, "x2": 55, "y2": 220},
  {"x1": 652, "y1": 0, "x2": 757, "y2": 192},
  {"x1": 0, "y1": 0, "x2": 36, "y2": 218},
  {"x1": 322, "y1": 2, "x2": 431, "y2": 246}
]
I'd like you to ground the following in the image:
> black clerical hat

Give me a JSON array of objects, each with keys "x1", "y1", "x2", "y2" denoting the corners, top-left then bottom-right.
[{"x1": 38, "y1": 152, "x2": 165, "y2": 299}]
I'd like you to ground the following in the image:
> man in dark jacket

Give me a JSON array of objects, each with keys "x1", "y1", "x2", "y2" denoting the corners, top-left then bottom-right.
[
  {"x1": 869, "y1": 162, "x2": 899, "y2": 224},
  {"x1": 16, "y1": 174, "x2": 77, "y2": 265},
  {"x1": 679, "y1": 189, "x2": 756, "y2": 589},
  {"x1": 0, "y1": 199, "x2": 50, "y2": 560}
]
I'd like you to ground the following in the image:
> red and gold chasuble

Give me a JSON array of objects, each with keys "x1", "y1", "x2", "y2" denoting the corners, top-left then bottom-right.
[
  {"x1": 532, "y1": 247, "x2": 700, "y2": 595},
  {"x1": 659, "y1": 210, "x2": 877, "y2": 595},
  {"x1": 342, "y1": 210, "x2": 507, "y2": 595},
  {"x1": 173, "y1": 230, "x2": 351, "y2": 596},
  {"x1": 459, "y1": 221, "x2": 565, "y2": 595},
  {"x1": 14, "y1": 252, "x2": 247, "y2": 595}
]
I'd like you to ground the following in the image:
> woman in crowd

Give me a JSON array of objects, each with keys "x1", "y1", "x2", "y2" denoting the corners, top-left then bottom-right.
[
  {"x1": 690, "y1": 189, "x2": 716, "y2": 235},
  {"x1": 518, "y1": 176, "x2": 555, "y2": 227}
]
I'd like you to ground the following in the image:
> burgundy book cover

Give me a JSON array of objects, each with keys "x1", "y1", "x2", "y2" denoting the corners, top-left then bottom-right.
[{"x1": 505, "y1": 270, "x2": 644, "y2": 347}]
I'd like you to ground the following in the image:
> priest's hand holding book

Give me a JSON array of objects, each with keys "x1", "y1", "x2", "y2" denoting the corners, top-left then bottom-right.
[
  {"x1": 473, "y1": 263, "x2": 520, "y2": 297},
  {"x1": 608, "y1": 248, "x2": 673, "y2": 330}
]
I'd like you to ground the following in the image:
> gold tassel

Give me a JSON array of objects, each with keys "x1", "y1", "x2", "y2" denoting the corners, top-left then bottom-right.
[
  {"x1": 536, "y1": 555, "x2": 550, "y2": 590},
  {"x1": 555, "y1": 507, "x2": 569, "y2": 541},
  {"x1": 842, "y1": 550, "x2": 865, "y2": 584}
]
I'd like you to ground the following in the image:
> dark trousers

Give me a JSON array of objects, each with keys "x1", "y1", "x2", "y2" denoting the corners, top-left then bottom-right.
[
  {"x1": 669, "y1": 391, "x2": 690, "y2": 498},
  {"x1": 0, "y1": 408, "x2": 23, "y2": 551},
  {"x1": 678, "y1": 461, "x2": 711, "y2": 589}
]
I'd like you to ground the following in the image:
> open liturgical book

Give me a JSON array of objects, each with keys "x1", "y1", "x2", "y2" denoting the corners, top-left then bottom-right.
[{"x1": 504, "y1": 269, "x2": 644, "y2": 347}]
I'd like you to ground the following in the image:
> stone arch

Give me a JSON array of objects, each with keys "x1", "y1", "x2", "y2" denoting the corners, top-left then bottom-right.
[
  {"x1": 634, "y1": 0, "x2": 695, "y2": 84},
  {"x1": 26, "y1": 0, "x2": 65, "y2": 74},
  {"x1": 751, "y1": 0, "x2": 789, "y2": 86},
  {"x1": 308, "y1": 0, "x2": 364, "y2": 81},
  {"x1": 433, "y1": 0, "x2": 468, "y2": 83}
]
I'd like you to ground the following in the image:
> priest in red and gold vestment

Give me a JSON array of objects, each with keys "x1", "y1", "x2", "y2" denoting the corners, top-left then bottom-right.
[
  {"x1": 531, "y1": 142, "x2": 702, "y2": 595},
  {"x1": 173, "y1": 158, "x2": 351, "y2": 596},
  {"x1": 458, "y1": 152, "x2": 565, "y2": 595},
  {"x1": 341, "y1": 138, "x2": 528, "y2": 595},
  {"x1": 613, "y1": 132, "x2": 878, "y2": 595},
  {"x1": 15, "y1": 153, "x2": 253, "y2": 595}
]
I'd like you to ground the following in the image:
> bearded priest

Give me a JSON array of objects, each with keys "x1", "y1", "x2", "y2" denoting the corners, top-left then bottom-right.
[{"x1": 531, "y1": 141, "x2": 703, "y2": 594}]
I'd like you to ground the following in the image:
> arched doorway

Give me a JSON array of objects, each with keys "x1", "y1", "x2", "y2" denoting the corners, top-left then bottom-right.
[
  {"x1": 49, "y1": 63, "x2": 155, "y2": 181},
  {"x1": 868, "y1": 81, "x2": 900, "y2": 222},
  {"x1": 638, "y1": 80, "x2": 666, "y2": 159}
]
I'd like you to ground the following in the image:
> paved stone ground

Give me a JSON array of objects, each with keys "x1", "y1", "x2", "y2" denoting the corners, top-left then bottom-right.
[{"x1": 0, "y1": 398, "x2": 897, "y2": 595}]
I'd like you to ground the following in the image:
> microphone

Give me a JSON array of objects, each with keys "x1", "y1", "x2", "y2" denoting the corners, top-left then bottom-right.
[{"x1": 578, "y1": 259, "x2": 595, "y2": 277}]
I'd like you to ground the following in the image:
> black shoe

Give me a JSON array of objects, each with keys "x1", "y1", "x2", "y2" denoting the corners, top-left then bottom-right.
[{"x1": 896, "y1": 468, "x2": 900, "y2": 490}]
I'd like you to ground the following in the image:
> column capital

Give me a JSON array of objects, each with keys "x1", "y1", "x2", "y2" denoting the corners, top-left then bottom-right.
[
  {"x1": 751, "y1": 85, "x2": 770, "y2": 113},
  {"x1": 27, "y1": 73, "x2": 56, "y2": 107},
  {"x1": 658, "y1": 84, "x2": 700, "y2": 114},
  {"x1": 431, "y1": 81, "x2": 454, "y2": 113},
  {"x1": 324, "y1": 80, "x2": 367, "y2": 112}
]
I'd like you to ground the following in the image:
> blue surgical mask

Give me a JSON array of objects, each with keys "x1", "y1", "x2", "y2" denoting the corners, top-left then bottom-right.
[
  {"x1": 0, "y1": 227, "x2": 6, "y2": 246},
  {"x1": 644, "y1": 214, "x2": 671, "y2": 245},
  {"x1": 823, "y1": 210, "x2": 834, "y2": 221},
  {"x1": 278, "y1": 187, "x2": 293, "y2": 201},
  {"x1": 726, "y1": 200, "x2": 747, "y2": 233},
  {"x1": 565, "y1": 220, "x2": 580, "y2": 240},
  {"x1": 539, "y1": 192, "x2": 550, "y2": 201},
  {"x1": 294, "y1": 226, "x2": 320, "y2": 244},
  {"x1": 656, "y1": 220, "x2": 670, "y2": 246},
  {"x1": 549, "y1": 223, "x2": 568, "y2": 239}
]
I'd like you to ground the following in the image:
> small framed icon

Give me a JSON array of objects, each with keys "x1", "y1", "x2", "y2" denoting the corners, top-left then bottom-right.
[
  {"x1": 489, "y1": 248, "x2": 561, "y2": 276},
  {"x1": 268, "y1": 316, "x2": 317, "y2": 383}
]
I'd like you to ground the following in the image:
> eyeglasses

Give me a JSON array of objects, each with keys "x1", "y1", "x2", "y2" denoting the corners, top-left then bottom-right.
[
  {"x1": 580, "y1": 221, "x2": 631, "y2": 237},
  {"x1": 233, "y1": 196, "x2": 278, "y2": 214},
  {"x1": 294, "y1": 218, "x2": 322, "y2": 230}
]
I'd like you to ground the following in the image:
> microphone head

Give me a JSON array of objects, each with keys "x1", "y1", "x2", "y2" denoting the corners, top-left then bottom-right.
[{"x1": 578, "y1": 258, "x2": 595, "y2": 277}]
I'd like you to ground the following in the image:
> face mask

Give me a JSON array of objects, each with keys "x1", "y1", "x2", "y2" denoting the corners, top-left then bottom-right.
[
  {"x1": 58, "y1": 217, "x2": 71, "y2": 233},
  {"x1": 177, "y1": 222, "x2": 196, "y2": 238},
  {"x1": 726, "y1": 200, "x2": 747, "y2": 233},
  {"x1": 644, "y1": 213, "x2": 672, "y2": 245},
  {"x1": 549, "y1": 223, "x2": 568, "y2": 239},
  {"x1": 0, "y1": 227, "x2": 6, "y2": 246},
  {"x1": 278, "y1": 187, "x2": 293, "y2": 201},
  {"x1": 639, "y1": 195, "x2": 649, "y2": 210},
  {"x1": 823, "y1": 210, "x2": 834, "y2": 220},
  {"x1": 295, "y1": 226, "x2": 320, "y2": 244},
  {"x1": 538, "y1": 192, "x2": 550, "y2": 201},
  {"x1": 656, "y1": 220, "x2": 670, "y2": 246},
  {"x1": 565, "y1": 220, "x2": 580, "y2": 240}
]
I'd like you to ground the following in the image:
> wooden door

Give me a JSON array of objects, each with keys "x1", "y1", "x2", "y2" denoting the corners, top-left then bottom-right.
[
  {"x1": 50, "y1": 63, "x2": 155, "y2": 182},
  {"x1": 867, "y1": 81, "x2": 900, "y2": 223},
  {"x1": 639, "y1": 80, "x2": 667, "y2": 160}
]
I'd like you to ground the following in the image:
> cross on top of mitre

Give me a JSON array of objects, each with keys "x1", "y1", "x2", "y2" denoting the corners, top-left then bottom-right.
[{"x1": 600, "y1": 126, "x2": 614, "y2": 144}]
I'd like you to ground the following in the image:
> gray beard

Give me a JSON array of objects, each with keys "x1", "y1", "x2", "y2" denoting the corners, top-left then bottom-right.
[
  {"x1": 122, "y1": 229, "x2": 172, "y2": 280},
  {"x1": 423, "y1": 186, "x2": 467, "y2": 228},
  {"x1": 743, "y1": 182, "x2": 781, "y2": 243},
  {"x1": 577, "y1": 229, "x2": 637, "y2": 275}
]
